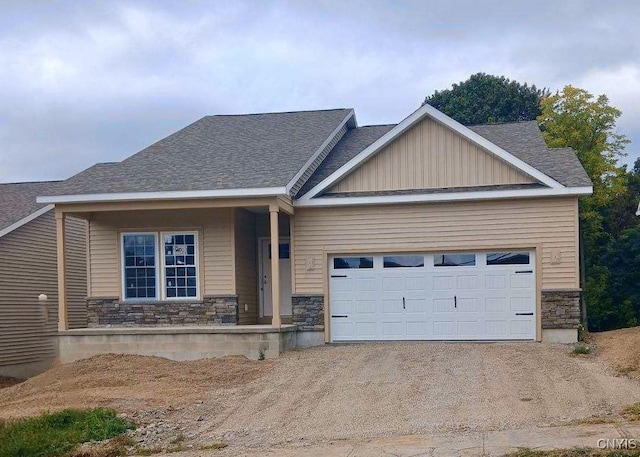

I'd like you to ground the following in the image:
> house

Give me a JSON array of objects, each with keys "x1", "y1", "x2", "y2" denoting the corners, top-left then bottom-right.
[
  {"x1": 37, "y1": 103, "x2": 592, "y2": 361},
  {"x1": 0, "y1": 181, "x2": 86, "y2": 377}
]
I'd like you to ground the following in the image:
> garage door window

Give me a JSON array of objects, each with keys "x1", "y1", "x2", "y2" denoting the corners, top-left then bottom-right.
[
  {"x1": 487, "y1": 252, "x2": 530, "y2": 265},
  {"x1": 434, "y1": 253, "x2": 476, "y2": 267},
  {"x1": 333, "y1": 256, "x2": 374, "y2": 269},
  {"x1": 383, "y1": 255, "x2": 424, "y2": 268}
]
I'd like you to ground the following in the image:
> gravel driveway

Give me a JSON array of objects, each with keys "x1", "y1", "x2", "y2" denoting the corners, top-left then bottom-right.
[{"x1": 185, "y1": 342, "x2": 640, "y2": 450}]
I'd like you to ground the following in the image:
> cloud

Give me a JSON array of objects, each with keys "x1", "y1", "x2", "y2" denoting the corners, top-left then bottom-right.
[{"x1": 0, "y1": 0, "x2": 638, "y2": 182}]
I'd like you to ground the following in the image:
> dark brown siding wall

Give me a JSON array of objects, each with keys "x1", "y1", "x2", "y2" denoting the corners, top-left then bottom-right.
[{"x1": 0, "y1": 211, "x2": 86, "y2": 372}]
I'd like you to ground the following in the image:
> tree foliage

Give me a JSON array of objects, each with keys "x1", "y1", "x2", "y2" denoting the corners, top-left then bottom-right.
[
  {"x1": 537, "y1": 86, "x2": 631, "y2": 331},
  {"x1": 423, "y1": 73, "x2": 549, "y2": 125}
]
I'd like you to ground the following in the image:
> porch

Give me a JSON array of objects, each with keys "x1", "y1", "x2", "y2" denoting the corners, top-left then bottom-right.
[{"x1": 53, "y1": 195, "x2": 325, "y2": 360}]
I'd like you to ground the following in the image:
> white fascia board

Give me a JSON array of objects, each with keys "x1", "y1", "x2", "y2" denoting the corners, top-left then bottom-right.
[
  {"x1": 0, "y1": 205, "x2": 54, "y2": 239},
  {"x1": 285, "y1": 109, "x2": 355, "y2": 194},
  {"x1": 298, "y1": 103, "x2": 564, "y2": 201},
  {"x1": 294, "y1": 186, "x2": 593, "y2": 208},
  {"x1": 37, "y1": 187, "x2": 289, "y2": 204}
]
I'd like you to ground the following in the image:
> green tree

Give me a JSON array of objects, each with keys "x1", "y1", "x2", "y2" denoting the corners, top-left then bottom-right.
[
  {"x1": 537, "y1": 86, "x2": 630, "y2": 330},
  {"x1": 423, "y1": 73, "x2": 548, "y2": 125}
]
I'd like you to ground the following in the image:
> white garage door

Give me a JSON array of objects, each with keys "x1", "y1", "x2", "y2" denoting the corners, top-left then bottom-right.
[{"x1": 329, "y1": 251, "x2": 536, "y2": 341}]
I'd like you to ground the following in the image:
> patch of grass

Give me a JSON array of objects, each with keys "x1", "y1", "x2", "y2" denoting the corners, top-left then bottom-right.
[
  {"x1": 621, "y1": 403, "x2": 640, "y2": 421},
  {"x1": 198, "y1": 442, "x2": 228, "y2": 451},
  {"x1": 258, "y1": 349, "x2": 265, "y2": 361},
  {"x1": 572, "y1": 344, "x2": 591, "y2": 355},
  {"x1": 134, "y1": 446, "x2": 162, "y2": 456},
  {"x1": 70, "y1": 435, "x2": 134, "y2": 457},
  {"x1": 506, "y1": 448, "x2": 640, "y2": 456},
  {"x1": 0, "y1": 408, "x2": 134, "y2": 457}
]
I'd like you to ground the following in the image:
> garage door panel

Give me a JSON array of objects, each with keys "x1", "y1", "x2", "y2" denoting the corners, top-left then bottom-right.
[
  {"x1": 332, "y1": 299, "x2": 352, "y2": 314},
  {"x1": 485, "y1": 298, "x2": 508, "y2": 312},
  {"x1": 405, "y1": 298, "x2": 428, "y2": 314},
  {"x1": 356, "y1": 277, "x2": 377, "y2": 291},
  {"x1": 330, "y1": 252, "x2": 536, "y2": 342},
  {"x1": 457, "y1": 321, "x2": 479, "y2": 337},
  {"x1": 485, "y1": 320, "x2": 510, "y2": 337},
  {"x1": 486, "y1": 274, "x2": 508, "y2": 289},
  {"x1": 456, "y1": 275, "x2": 478, "y2": 289},
  {"x1": 433, "y1": 275, "x2": 454, "y2": 291},
  {"x1": 510, "y1": 273, "x2": 533, "y2": 288},
  {"x1": 457, "y1": 297, "x2": 478, "y2": 312},
  {"x1": 433, "y1": 321, "x2": 455, "y2": 337},
  {"x1": 433, "y1": 298, "x2": 454, "y2": 313},
  {"x1": 355, "y1": 299, "x2": 377, "y2": 314},
  {"x1": 510, "y1": 296, "x2": 534, "y2": 312},
  {"x1": 405, "y1": 276, "x2": 428, "y2": 290},
  {"x1": 382, "y1": 277, "x2": 404, "y2": 291}
]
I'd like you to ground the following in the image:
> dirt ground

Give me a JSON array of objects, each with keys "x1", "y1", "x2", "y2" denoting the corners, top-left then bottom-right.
[
  {"x1": 1, "y1": 335, "x2": 640, "y2": 455},
  {"x1": 591, "y1": 327, "x2": 640, "y2": 379},
  {"x1": 0, "y1": 353, "x2": 273, "y2": 418}
]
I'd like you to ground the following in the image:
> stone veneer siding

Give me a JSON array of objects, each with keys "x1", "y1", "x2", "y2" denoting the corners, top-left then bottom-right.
[
  {"x1": 292, "y1": 294, "x2": 324, "y2": 331},
  {"x1": 541, "y1": 289, "x2": 581, "y2": 329},
  {"x1": 87, "y1": 295, "x2": 239, "y2": 327}
]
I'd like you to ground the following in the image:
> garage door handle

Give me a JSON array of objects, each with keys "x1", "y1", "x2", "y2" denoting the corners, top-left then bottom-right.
[
  {"x1": 515, "y1": 270, "x2": 533, "y2": 274},
  {"x1": 454, "y1": 295, "x2": 457, "y2": 308},
  {"x1": 331, "y1": 315, "x2": 348, "y2": 318},
  {"x1": 515, "y1": 312, "x2": 534, "y2": 316},
  {"x1": 331, "y1": 275, "x2": 347, "y2": 278},
  {"x1": 403, "y1": 297, "x2": 405, "y2": 309}
]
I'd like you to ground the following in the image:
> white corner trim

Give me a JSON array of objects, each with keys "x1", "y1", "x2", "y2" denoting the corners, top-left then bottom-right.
[
  {"x1": 294, "y1": 186, "x2": 593, "y2": 208},
  {"x1": 636, "y1": 201, "x2": 640, "y2": 216},
  {"x1": 0, "y1": 204, "x2": 54, "y2": 239},
  {"x1": 298, "y1": 103, "x2": 564, "y2": 201},
  {"x1": 37, "y1": 187, "x2": 289, "y2": 204},
  {"x1": 285, "y1": 110, "x2": 356, "y2": 194}
]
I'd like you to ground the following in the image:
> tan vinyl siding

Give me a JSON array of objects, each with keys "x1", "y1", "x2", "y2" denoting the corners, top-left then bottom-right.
[
  {"x1": 0, "y1": 211, "x2": 86, "y2": 367},
  {"x1": 66, "y1": 216, "x2": 88, "y2": 329},
  {"x1": 88, "y1": 208, "x2": 235, "y2": 298},
  {"x1": 293, "y1": 197, "x2": 579, "y2": 293},
  {"x1": 234, "y1": 209, "x2": 258, "y2": 324},
  {"x1": 291, "y1": 124, "x2": 348, "y2": 196},
  {"x1": 329, "y1": 117, "x2": 535, "y2": 193}
]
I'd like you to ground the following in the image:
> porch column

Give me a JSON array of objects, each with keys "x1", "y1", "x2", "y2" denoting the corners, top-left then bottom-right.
[
  {"x1": 269, "y1": 205, "x2": 281, "y2": 328},
  {"x1": 55, "y1": 210, "x2": 68, "y2": 331}
]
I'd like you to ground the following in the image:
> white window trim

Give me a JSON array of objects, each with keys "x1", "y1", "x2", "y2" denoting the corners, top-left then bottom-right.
[
  {"x1": 160, "y1": 231, "x2": 200, "y2": 301},
  {"x1": 120, "y1": 231, "x2": 200, "y2": 302},
  {"x1": 121, "y1": 232, "x2": 160, "y2": 302}
]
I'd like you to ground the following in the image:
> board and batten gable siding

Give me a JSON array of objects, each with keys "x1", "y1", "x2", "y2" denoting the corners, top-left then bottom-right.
[
  {"x1": 234, "y1": 209, "x2": 258, "y2": 324},
  {"x1": 329, "y1": 116, "x2": 535, "y2": 193},
  {"x1": 0, "y1": 211, "x2": 87, "y2": 374},
  {"x1": 292, "y1": 197, "x2": 579, "y2": 294},
  {"x1": 88, "y1": 208, "x2": 235, "y2": 298}
]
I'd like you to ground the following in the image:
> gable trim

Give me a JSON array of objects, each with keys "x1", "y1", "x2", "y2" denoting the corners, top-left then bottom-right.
[
  {"x1": 0, "y1": 204, "x2": 54, "y2": 239},
  {"x1": 285, "y1": 109, "x2": 356, "y2": 195},
  {"x1": 298, "y1": 104, "x2": 564, "y2": 201},
  {"x1": 294, "y1": 186, "x2": 592, "y2": 208},
  {"x1": 37, "y1": 187, "x2": 289, "y2": 204}
]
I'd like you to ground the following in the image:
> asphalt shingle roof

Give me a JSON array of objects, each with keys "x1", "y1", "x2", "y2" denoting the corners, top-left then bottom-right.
[
  {"x1": 468, "y1": 121, "x2": 592, "y2": 187},
  {"x1": 297, "y1": 124, "x2": 396, "y2": 196},
  {"x1": 46, "y1": 109, "x2": 353, "y2": 197},
  {"x1": 42, "y1": 111, "x2": 590, "y2": 201},
  {"x1": 0, "y1": 181, "x2": 60, "y2": 232},
  {"x1": 298, "y1": 119, "x2": 591, "y2": 197}
]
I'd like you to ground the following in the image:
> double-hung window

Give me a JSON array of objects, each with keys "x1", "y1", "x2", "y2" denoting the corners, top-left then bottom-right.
[{"x1": 121, "y1": 231, "x2": 199, "y2": 301}]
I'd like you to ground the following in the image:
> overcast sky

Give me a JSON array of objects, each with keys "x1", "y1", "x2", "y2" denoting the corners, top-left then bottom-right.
[{"x1": 1, "y1": 0, "x2": 638, "y2": 183}]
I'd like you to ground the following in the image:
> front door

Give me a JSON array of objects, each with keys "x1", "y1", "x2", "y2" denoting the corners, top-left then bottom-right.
[{"x1": 259, "y1": 238, "x2": 292, "y2": 317}]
